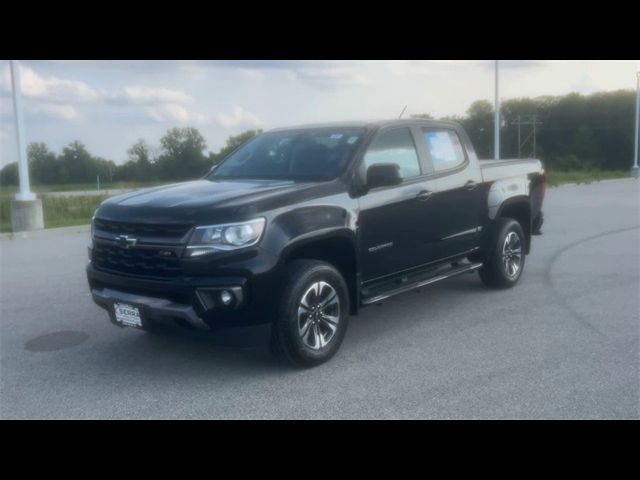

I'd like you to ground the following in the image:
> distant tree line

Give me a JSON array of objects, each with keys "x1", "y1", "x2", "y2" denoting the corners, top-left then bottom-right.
[
  {"x1": 1, "y1": 89, "x2": 637, "y2": 187},
  {"x1": 420, "y1": 89, "x2": 636, "y2": 171},
  {"x1": 0, "y1": 127, "x2": 262, "y2": 187}
]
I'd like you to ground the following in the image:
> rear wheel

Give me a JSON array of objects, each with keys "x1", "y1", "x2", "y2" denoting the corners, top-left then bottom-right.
[
  {"x1": 479, "y1": 218, "x2": 526, "y2": 289},
  {"x1": 270, "y1": 260, "x2": 349, "y2": 367}
]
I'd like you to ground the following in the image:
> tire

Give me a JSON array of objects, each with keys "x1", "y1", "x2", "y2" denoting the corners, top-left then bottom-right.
[
  {"x1": 479, "y1": 218, "x2": 526, "y2": 289},
  {"x1": 270, "y1": 260, "x2": 350, "y2": 367}
]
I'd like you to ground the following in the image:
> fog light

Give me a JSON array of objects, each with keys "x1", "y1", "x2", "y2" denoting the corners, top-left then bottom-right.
[{"x1": 220, "y1": 290, "x2": 234, "y2": 306}]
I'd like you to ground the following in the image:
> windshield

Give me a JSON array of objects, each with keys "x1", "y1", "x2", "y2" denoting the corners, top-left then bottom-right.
[{"x1": 209, "y1": 127, "x2": 366, "y2": 181}]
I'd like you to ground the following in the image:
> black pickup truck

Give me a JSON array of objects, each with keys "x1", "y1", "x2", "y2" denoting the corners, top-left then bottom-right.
[{"x1": 87, "y1": 119, "x2": 545, "y2": 366}]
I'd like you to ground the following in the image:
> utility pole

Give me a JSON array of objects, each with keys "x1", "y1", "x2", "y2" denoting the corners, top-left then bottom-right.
[
  {"x1": 10, "y1": 61, "x2": 35, "y2": 202},
  {"x1": 511, "y1": 114, "x2": 542, "y2": 158},
  {"x1": 494, "y1": 60, "x2": 500, "y2": 160},
  {"x1": 533, "y1": 114, "x2": 537, "y2": 158},
  {"x1": 515, "y1": 115, "x2": 522, "y2": 158},
  {"x1": 633, "y1": 70, "x2": 639, "y2": 178},
  {"x1": 9, "y1": 60, "x2": 43, "y2": 232}
]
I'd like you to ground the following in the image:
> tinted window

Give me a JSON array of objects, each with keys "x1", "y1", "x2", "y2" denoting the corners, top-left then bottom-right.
[
  {"x1": 210, "y1": 128, "x2": 364, "y2": 181},
  {"x1": 422, "y1": 129, "x2": 466, "y2": 172},
  {"x1": 363, "y1": 128, "x2": 420, "y2": 179}
]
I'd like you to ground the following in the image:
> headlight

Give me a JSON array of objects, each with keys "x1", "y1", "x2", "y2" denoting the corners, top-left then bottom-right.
[{"x1": 186, "y1": 218, "x2": 266, "y2": 257}]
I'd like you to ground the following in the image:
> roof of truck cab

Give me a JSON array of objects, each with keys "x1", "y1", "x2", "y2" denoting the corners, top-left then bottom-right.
[{"x1": 267, "y1": 118, "x2": 462, "y2": 132}]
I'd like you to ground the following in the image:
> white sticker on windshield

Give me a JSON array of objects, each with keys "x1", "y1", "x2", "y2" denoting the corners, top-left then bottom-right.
[
  {"x1": 330, "y1": 134, "x2": 344, "y2": 140},
  {"x1": 347, "y1": 136, "x2": 358, "y2": 144}
]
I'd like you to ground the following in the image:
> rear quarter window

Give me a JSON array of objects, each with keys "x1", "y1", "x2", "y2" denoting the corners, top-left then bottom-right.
[{"x1": 422, "y1": 129, "x2": 466, "y2": 172}]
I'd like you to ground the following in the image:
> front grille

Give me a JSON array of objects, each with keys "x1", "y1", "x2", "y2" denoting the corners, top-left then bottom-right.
[
  {"x1": 94, "y1": 218, "x2": 191, "y2": 240},
  {"x1": 92, "y1": 242, "x2": 183, "y2": 278}
]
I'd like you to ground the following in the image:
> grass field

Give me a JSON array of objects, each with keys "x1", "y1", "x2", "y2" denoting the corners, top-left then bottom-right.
[
  {"x1": 545, "y1": 169, "x2": 630, "y2": 187},
  {"x1": 0, "y1": 195, "x2": 108, "y2": 233},
  {"x1": 0, "y1": 180, "x2": 164, "y2": 195},
  {"x1": 0, "y1": 170, "x2": 633, "y2": 233},
  {"x1": 0, "y1": 181, "x2": 164, "y2": 233}
]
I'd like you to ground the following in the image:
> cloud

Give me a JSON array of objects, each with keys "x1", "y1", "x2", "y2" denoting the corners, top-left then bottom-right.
[
  {"x1": 386, "y1": 60, "x2": 481, "y2": 76},
  {"x1": 386, "y1": 60, "x2": 540, "y2": 77},
  {"x1": 0, "y1": 80, "x2": 79, "y2": 120},
  {"x1": 2, "y1": 65, "x2": 191, "y2": 107},
  {"x1": 36, "y1": 103, "x2": 81, "y2": 120},
  {"x1": 179, "y1": 60, "x2": 372, "y2": 89},
  {"x1": 110, "y1": 86, "x2": 193, "y2": 105},
  {"x1": 216, "y1": 106, "x2": 263, "y2": 128},
  {"x1": 2, "y1": 64, "x2": 102, "y2": 103},
  {"x1": 240, "y1": 68, "x2": 265, "y2": 80},
  {"x1": 146, "y1": 103, "x2": 207, "y2": 123},
  {"x1": 291, "y1": 66, "x2": 371, "y2": 88},
  {"x1": 1, "y1": 63, "x2": 198, "y2": 125},
  {"x1": 0, "y1": 97, "x2": 12, "y2": 116},
  {"x1": 205, "y1": 60, "x2": 307, "y2": 70},
  {"x1": 0, "y1": 124, "x2": 10, "y2": 141},
  {"x1": 7, "y1": 61, "x2": 372, "y2": 98}
]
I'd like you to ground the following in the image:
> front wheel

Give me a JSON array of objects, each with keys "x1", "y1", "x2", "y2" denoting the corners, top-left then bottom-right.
[
  {"x1": 479, "y1": 218, "x2": 526, "y2": 289},
  {"x1": 270, "y1": 260, "x2": 349, "y2": 367}
]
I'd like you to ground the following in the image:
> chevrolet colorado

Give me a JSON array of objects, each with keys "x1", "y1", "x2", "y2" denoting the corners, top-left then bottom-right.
[{"x1": 87, "y1": 119, "x2": 545, "y2": 366}]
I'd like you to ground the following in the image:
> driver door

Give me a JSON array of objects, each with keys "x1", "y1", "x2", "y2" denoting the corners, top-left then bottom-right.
[{"x1": 358, "y1": 127, "x2": 439, "y2": 282}]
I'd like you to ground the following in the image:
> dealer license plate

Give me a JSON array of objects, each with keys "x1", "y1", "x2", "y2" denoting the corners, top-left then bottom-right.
[{"x1": 114, "y1": 303, "x2": 143, "y2": 328}]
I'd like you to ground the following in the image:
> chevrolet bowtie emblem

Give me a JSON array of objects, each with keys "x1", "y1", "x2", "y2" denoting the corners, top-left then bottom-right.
[{"x1": 114, "y1": 234, "x2": 138, "y2": 248}]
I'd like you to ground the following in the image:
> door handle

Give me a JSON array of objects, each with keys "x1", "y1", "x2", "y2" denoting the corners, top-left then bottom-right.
[
  {"x1": 464, "y1": 180, "x2": 478, "y2": 190},
  {"x1": 416, "y1": 190, "x2": 434, "y2": 201}
]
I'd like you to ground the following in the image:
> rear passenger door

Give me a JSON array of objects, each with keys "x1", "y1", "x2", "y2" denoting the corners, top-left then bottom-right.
[{"x1": 416, "y1": 127, "x2": 484, "y2": 260}]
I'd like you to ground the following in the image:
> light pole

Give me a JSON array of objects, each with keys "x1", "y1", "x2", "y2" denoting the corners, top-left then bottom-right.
[
  {"x1": 9, "y1": 60, "x2": 43, "y2": 232},
  {"x1": 10, "y1": 61, "x2": 35, "y2": 201},
  {"x1": 494, "y1": 60, "x2": 500, "y2": 160},
  {"x1": 632, "y1": 70, "x2": 639, "y2": 178}
]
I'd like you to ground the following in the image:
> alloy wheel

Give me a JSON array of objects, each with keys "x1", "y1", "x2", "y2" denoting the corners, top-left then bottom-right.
[
  {"x1": 297, "y1": 281, "x2": 340, "y2": 350},
  {"x1": 502, "y1": 231, "x2": 523, "y2": 279}
]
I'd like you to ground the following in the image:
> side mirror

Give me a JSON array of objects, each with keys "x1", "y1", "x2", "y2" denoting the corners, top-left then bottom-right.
[{"x1": 366, "y1": 163, "x2": 402, "y2": 189}]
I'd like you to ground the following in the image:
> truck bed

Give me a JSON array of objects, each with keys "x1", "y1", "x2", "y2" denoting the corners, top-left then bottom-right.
[{"x1": 479, "y1": 158, "x2": 544, "y2": 183}]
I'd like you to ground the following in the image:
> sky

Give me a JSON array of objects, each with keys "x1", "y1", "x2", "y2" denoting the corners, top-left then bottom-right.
[{"x1": 0, "y1": 60, "x2": 638, "y2": 167}]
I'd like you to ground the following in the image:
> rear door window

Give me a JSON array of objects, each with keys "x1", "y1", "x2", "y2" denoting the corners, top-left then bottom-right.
[{"x1": 422, "y1": 129, "x2": 466, "y2": 172}]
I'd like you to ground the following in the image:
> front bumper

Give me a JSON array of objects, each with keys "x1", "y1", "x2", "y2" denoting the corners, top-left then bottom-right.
[
  {"x1": 91, "y1": 287, "x2": 208, "y2": 329},
  {"x1": 86, "y1": 260, "x2": 278, "y2": 328}
]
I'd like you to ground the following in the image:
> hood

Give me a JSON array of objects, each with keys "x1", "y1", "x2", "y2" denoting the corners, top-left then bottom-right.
[{"x1": 97, "y1": 178, "x2": 338, "y2": 225}]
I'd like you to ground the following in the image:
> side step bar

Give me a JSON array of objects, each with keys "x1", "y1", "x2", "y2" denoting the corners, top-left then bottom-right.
[{"x1": 361, "y1": 262, "x2": 483, "y2": 305}]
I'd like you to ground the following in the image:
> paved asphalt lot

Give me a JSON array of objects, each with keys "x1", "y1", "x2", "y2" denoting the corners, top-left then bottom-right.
[{"x1": 1, "y1": 179, "x2": 638, "y2": 419}]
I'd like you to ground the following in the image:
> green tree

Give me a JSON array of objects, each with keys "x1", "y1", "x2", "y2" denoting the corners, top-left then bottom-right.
[
  {"x1": 461, "y1": 100, "x2": 494, "y2": 159},
  {"x1": 94, "y1": 156, "x2": 117, "y2": 184},
  {"x1": 28, "y1": 142, "x2": 59, "y2": 184},
  {"x1": 157, "y1": 127, "x2": 208, "y2": 180},
  {"x1": 59, "y1": 141, "x2": 97, "y2": 183},
  {"x1": 211, "y1": 128, "x2": 263, "y2": 165},
  {"x1": 118, "y1": 139, "x2": 158, "y2": 181},
  {"x1": 419, "y1": 90, "x2": 635, "y2": 170},
  {"x1": 0, "y1": 162, "x2": 18, "y2": 186},
  {"x1": 498, "y1": 90, "x2": 635, "y2": 170},
  {"x1": 127, "y1": 139, "x2": 156, "y2": 167}
]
